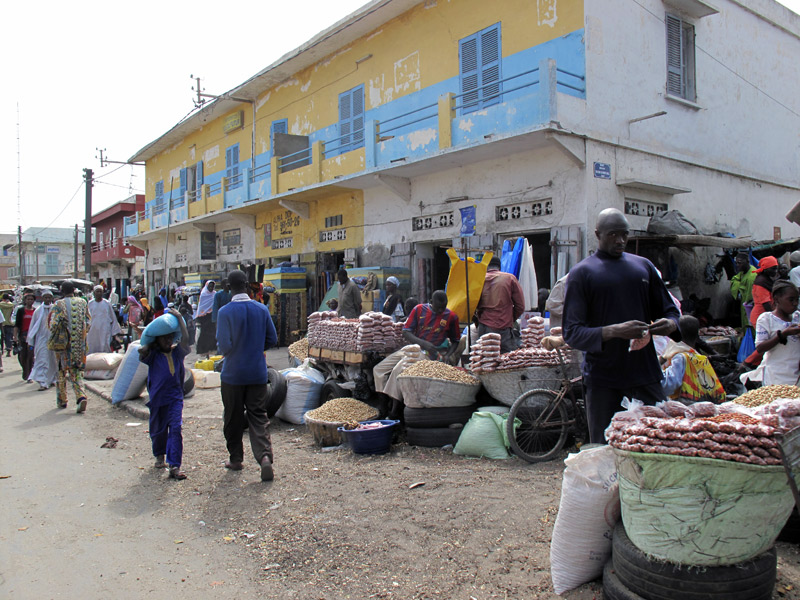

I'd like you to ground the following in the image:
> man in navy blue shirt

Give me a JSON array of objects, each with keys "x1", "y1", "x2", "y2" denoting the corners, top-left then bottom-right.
[
  {"x1": 563, "y1": 208, "x2": 680, "y2": 443},
  {"x1": 216, "y1": 270, "x2": 278, "y2": 481}
]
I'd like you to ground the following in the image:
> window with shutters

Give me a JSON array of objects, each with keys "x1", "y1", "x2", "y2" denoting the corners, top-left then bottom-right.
[
  {"x1": 337, "y1": 85, "x2": 365, "y2": 155},
  {"x1": 270, "y1": 119, "x2": 288, "y2": 152},
  {"x1": 177, "y1": 167, "x2": 187, "y2": 207},
  {"x1": 226, "y1": 143, "x2": 240, "y2": 190},
  {"x1": 459, "y1": 23, "x2": 502, "y2": 114},
  {"x1": 665, "y1": 14, "x2": 696, "y2": 102},
  {"x1": 154, "y1": 180, "x2": 165, "y2": 215}
]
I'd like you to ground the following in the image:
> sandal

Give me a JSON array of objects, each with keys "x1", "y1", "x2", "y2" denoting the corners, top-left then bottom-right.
[
  {"x1": 57, "y1": 398, "x2": 67, "y2": 409},
  {"x1": 154, "y1": 456, "x2": 168, "y2": 469},
  {"x1": 169, "y1": 467, "x2": 187, "y2": 480},
  {"x1": 76, "y1": 398, "x2": 87, "y2": 414}
]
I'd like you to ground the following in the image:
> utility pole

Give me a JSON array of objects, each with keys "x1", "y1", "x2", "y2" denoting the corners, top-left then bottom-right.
[
  {"x1": 74, "y1": 224, "x2": 79, "y2": 278},
  {"x1": 17, "y1": 225, "x2": 23, "y2": 286},
  {"x1": 83, "y1": 168, "x2": 93, "y2": 281},
  {"x1": 35, "y1": 238, "x2": 39, "y2": 280}
]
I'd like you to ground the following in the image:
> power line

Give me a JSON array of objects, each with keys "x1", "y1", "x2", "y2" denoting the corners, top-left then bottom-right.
[
  {"x1": 26, "y1": 181, "x2": 85, "y2": 238},
  {"x1": 95, "y1": 180, "x2": 144, "y2": 192}
]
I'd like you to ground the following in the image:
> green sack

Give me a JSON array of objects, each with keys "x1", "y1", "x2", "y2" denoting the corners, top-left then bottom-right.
[
  {"x1": 454, "y1": 412, "x2": 513, "y2": 460},
  {"x1": 616, "y1": 449, "x2": 794, "y2": 566}
]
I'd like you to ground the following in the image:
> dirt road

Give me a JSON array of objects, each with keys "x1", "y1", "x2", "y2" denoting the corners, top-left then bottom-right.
[{"x1": 2, "y1": 353, "x2": 799, "y2": 599}]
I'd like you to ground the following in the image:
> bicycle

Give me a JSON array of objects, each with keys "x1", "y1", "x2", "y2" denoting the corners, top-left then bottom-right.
[{"x1": 505, "y1": 347, "x2": 588, "y2": 463}]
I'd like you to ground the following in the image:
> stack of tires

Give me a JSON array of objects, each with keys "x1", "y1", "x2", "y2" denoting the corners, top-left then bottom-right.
[
  {"x1": 603, "y1": 523, "x2": 777, "y2": 600},
  {"x1": 403, "y1": 404, "x2": 477, "y2": 447}
]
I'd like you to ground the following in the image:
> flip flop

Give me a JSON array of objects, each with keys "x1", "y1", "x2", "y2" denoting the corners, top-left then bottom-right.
[{"x1": 169, "y1": 467, "x2": 187, "y2": 480}]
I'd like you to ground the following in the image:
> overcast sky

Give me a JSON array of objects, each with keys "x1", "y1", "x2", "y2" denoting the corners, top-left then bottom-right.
[{"x1": 2, "y1": 0, "x2": 798, "y2": 236}]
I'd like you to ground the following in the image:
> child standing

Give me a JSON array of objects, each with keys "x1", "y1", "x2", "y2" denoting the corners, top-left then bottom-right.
[{"x1": 139, "y1": 308, "x2": 191, "y2": 480}]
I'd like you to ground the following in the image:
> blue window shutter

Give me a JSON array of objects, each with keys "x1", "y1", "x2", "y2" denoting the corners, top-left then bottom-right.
[
  {"x1": 226, "y1": 144, "x2": 240, "y2": 188},
  {"x1": 481, "y1": 25, "x2": 502, "y2": 107},
  {"x1": 352, "y1": 86, "x2": 365, "y2": 148},
  {"x1": 196, "y1": 161, "x2": 204, "y2": 190},
  {"x1": 339, "y1": 89, "x2": 353, "y2": 152},
  {"x1": 271, "y1": 119, "x2": 287, "y2": 137},
  {"x1": 179, "y1": 168, "x2": 187, "y2": 204},
  {"x1": 459, "y1": 35, "x2": 479, "y2": 113}
]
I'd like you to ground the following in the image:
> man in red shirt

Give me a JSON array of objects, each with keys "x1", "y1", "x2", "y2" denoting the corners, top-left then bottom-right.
[
  {"x1": 402, "y1": 290, "x2": 461, "y2": 362},
  {"x1": 475, "y1": 257, "x2": 525, "y2": 353},
  {"x1": 14, "y1": 293, "x2": 36, "y2": 381}
]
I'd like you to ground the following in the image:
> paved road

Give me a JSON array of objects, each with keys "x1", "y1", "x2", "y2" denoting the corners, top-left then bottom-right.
[{"x1": 0, "y1": 356, "x2": 260, "y2": 599}]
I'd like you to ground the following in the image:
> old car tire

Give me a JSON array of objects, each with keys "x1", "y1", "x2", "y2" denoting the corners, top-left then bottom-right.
[
  {"x1": 778, "y1": 508, "x2": 800, "y2": 543},
  {"x1": 603, "y1": 561, "x2": 646, "y2": 600},
  {"x1": 183, "y1": 368, "x2": 195, "y2": 398},
  {"x1": 321, "y1": 380, "x2": 351, "y2": 404},
  {"x1": 266, "y1": 367, "x2": 288, "y2": 418},
  {"x1": 612, "y1": 523, "x2": 776, "y2": 600},
  {"x1": 405, "y1": 426, "x2": 462, "y2": 447},
  {"x1": 403, "y1": 404, "x2": 477, "y2": 428}
]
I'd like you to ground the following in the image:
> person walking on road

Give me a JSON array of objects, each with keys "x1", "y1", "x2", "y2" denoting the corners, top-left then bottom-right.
[
  {"x1": 27, "y1": 290, "x2": 58, "y2": 391},
  {"x1": 138, "y1": 309, "x2": 191, "y2": 480},
  {"x1": 563, "y1": 208, "x2": 680, "y2": 444},
  {"x1": 14, "y1": 293, "x2": 36, "y2": 382},
  {"x1": 0, "y1": 293, "x2": 14, "y2": 357},
  {"x1": 475, "y1": 257, "x2": 525, "y2": 353},
  {"x1": 194, "y1": 280, "x2": 217, "y2": 356},
  {"x1": 336, "y1": 269, "x2": 362, "y2": 319},
  {"x1": 216, "y1": 270, "x2": 278, "y2": 481},
  {"x1": 87, "y1": 285, "x2": 122, "y2": 354},
  {"x1": 49, "y1": 281, "x2": 91, "y2": 413}
]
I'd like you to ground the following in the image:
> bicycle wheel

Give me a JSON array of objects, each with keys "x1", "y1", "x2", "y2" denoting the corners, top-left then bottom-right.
[{"x1": 507, "y1": 388, "x2": 569, "y2": 463}]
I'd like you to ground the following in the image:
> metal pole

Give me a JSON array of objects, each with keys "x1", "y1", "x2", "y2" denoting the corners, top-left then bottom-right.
[
  {"x1": 74, "y1": 224, "x2": 79, "y2": 278},
  {"x1": 162, "y1": 176, "x2": 175, "y2": 294},
  {"x1": 83, "y1": 168, "x2": 93, "y2": 280},
  {"x1": 463, "y1": 237, "x2": 472, "y2": 351},
  {"x1": 17, "y1": 225, "x2": 23, "y2": 286},
  {"x1": 35, "y1": 238, "x2": 39, "y2": 280}
]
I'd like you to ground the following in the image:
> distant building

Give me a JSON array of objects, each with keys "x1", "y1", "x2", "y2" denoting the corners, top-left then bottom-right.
[
  {"x1": 0, "y1": 233, "x2": 17, "y2": 287},
  {"x1": 7, "y1": 227, "x2": 92, "y2": 285},
  {"x1": 91, "y1": 194, "x2": 146, "y2": 299}
]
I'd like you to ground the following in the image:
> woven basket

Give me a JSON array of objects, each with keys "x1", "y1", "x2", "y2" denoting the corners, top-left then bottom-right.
[
  {"x1": 304, "y1": 411, "x2": 378, "y2": 446},
  {"x1": 479, "y1": 363, "x2": 579, "y2": 406},
  {"x1": 398, "y1": 375, "x2": 480, "y2": 408}
]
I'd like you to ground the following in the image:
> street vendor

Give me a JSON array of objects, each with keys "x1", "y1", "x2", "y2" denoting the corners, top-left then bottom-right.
[
  {"x1": 475, "y1": 257, "x2": 525, "y2": 353},
  {"x1": 750, "y1": 255, "x2": 778, "y2": 328},
  {"x1": 382, "y1": 276, "x2": 404, "y2": 322},
  {"x1": 563, "y1": 208, "x2": 680, "y2": 444},
  {"x1": 661, "y1": 315, "x2": 725, "y2": 404},
  {"x1": 729, "y1": 252, "x2": 757, "y2": 330},
  {"x1": 336, "y1": 269, "x2": 362, "y2": 319},
  {"x1": 402, "y1": 291, "x2": 461, "y2": 362},
  {"x1": 754, "y1": 279, "x2": 800, "y2": 385}
]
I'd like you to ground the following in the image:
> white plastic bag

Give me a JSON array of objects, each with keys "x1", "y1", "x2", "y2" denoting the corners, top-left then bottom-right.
[
  {"x1": 276, "y1": 360, "x2": 326, "y2": 424},
  {"x1": 550, "y1": 445, "x2": 620, "y2": 594}
]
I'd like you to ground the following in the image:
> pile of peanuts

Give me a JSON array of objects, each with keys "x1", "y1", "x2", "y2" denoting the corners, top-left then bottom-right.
[
  {"x1": 733, "y1": 385, "x2": 800, "y2": 408},
  {"x1": 400, "y1": 360, "x2": 480, "y2": 385},
  {"x1": 289, "y1": 338, "x2": 309, "y2": 360},
  {"x1": 305, "y1": 397, "x2": 377, "y2": 423}
]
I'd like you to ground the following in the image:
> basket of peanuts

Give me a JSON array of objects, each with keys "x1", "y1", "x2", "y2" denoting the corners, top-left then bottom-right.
[
  {"x1": 397, "y1": 360, "x2": 481, "y2": 408},
  {"x1": 606, "y1": 398, "x2": 798, "y2": 566}
]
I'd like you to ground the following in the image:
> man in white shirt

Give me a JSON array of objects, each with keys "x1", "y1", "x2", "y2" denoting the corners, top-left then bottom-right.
[{"x1": 87, "y1": 285, "x2": 122, "y2": 354}]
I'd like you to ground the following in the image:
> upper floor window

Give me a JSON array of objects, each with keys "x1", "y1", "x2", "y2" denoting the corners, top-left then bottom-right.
[
  {"x1": 226, "y1": 143, "x2": 240, "y2": 190},
  {"x1": 271, "y1": 119, "x2": 288, "y2": 152},
  {"x1": 338, "y1": 85, "x2": 365, "y2": 155},
  {"x1": 154, "y1": 180, "x2": 165, "y2": 214},
  {"x1": 666, "y1": 14, "x2": 696, "y2": 102},
  {"x1": 459, "y1": 23, "x2": 502, "y2": 114}
]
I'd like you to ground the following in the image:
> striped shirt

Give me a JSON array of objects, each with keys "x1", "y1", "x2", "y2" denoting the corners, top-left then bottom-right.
[{"x1": 403, "y1": 304, "x2": 460, "y2": 347}]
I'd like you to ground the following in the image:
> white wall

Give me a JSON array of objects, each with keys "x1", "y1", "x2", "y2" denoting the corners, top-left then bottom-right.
[{"x1": 578, "y1": 0, "x2": 800, "y2": 189}]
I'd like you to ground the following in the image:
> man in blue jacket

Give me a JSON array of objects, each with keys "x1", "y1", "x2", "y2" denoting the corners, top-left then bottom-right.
[
  {"x1": 216, "y1": 270, "x2": 278, "y2": 481},
  {"x1": 563, "y1": 208, "x2": 680, "y2": 443}
]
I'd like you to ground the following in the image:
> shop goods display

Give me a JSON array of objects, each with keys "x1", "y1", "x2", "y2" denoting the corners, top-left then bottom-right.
[
  {"x1": 399, "y1": 360, "x2": 481, "y2": 409},
  {"x1": 521, "y1": 316, "x2": 545, "y2": 348},
  {"x1": 276, "y1": 361, "x2": 326, "y2": 424},
  {"x1": 338, "y1": 419, "x2": 400, "y2": 454},
  {"x1": 288, "y1": 337, "x2": 309, "y2": 361},
  {"x1": 470, "y1": 331, "x2": 575, "y2": 373},
  {"x1": 699, "y1": 325, "x2": 737, "y2": 337},
  {"x1": 551, "y1": 446, "x2": 619, "y2": 595},
  {"x1": 733, "y1": 384, "x2": 800, "y2": 408},
  {"x1": 307, "y1": 311, "x2": 404, "y2": 352},
  {"x1": 453, "y1": 411, "x2": 513, "y2": 460},
  {"x1": 111, "y1": 342, "x2": 148, "y2": 404},
  {"x1": 606, "y1": 401, "x2": 782, "y2": 465},
  {"x1": 607, "y1": 523, "x2": 777, "y2": 600},
  {"x1": 303, "y1": 397, "x2": 378, "y2": 446}
]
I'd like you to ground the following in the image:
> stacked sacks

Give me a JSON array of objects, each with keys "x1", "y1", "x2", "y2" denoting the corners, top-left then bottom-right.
[
  {"x1": 521, "y1": 316, "x2": 546, "y2": 348},
  {"x1": 309, "y1": 310, "x2": 403, "y2": 353},
  {"x1": 469, "y1": 333, "x2": 502, "y2": 373}
]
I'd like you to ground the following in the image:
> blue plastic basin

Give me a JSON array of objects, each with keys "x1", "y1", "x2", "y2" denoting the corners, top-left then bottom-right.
[{"x1": 337, "y1": 420, "x2": 400, "y2": 455}]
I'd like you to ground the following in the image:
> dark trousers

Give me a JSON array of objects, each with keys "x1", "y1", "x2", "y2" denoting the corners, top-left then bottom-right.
[
  {"x1": 149, "y1": 400, "x2": 184, "y2": 468},
  {"x1": 18, "y1": 333, "x2": 33, "y2": 380},
  {"x1": 1, "y1": 324, "x2": 12, "y2": 353},
  {"x1": 585, "y1": 381, "x2": 666, "y2": 444},
  {"x1": 221, "y1": 381, "x2": 273, "y2": 465}
]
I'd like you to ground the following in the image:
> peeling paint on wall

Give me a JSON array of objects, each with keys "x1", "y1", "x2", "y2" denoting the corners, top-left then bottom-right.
[
  {"x1": 538, "y1": 0, "x2": 558, "y2": 28},
  {"x1": 408, "y1": 128, "x2": 437, "y2": 150},
  {"x1": 394, "y1": 51, "x2": 421, "y2": 94},
  {"x1": 458, "y1": 118, "x2": 474, "y2": 132},
  {"x1": 369, "y1": 74, "x2": 385, "y2": 108},
  {"x1": 256, "y1": 91, "x2": 271, "y2": 111},
  {"x1": 276, "y1": 78, "x2": 299, "y2": 91},
  {"x1": 366, "y1": 29, "x2": 383, "y2": 41},
  {"x1": 301, "y1": 79, "x2": 312, "y2": 93},
  {"x1": 189, "y1": 147, "x2": 196, "y2": 161},
  {"x1": 204, "y1": 145, "x2": 220, "y2": 166}
]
